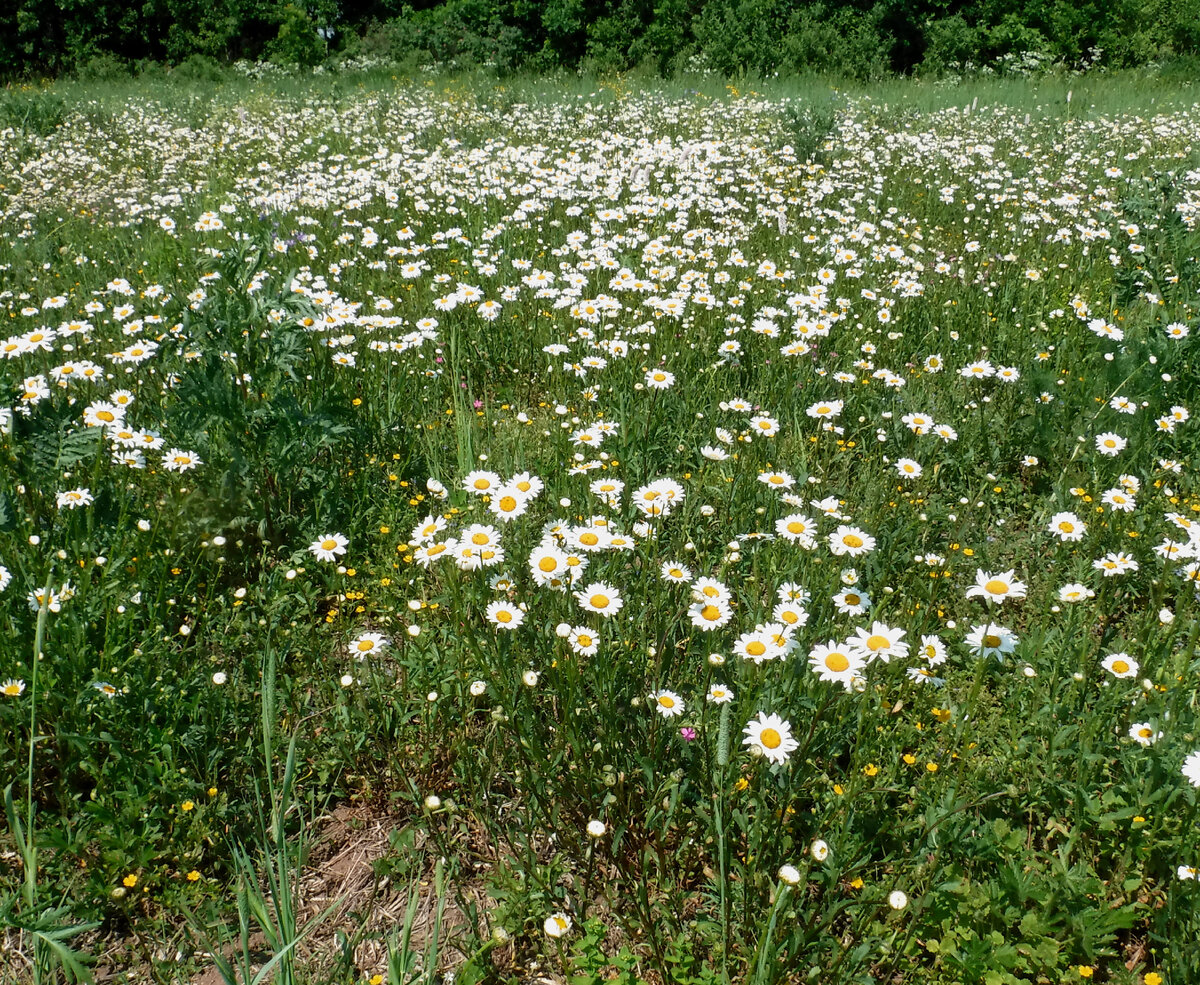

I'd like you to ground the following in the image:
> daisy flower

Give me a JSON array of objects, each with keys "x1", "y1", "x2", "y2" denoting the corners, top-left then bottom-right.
[
  {"x1": 775, "y1": 514, "x2": 818, "y2": 547},
  {"x1": 808, "y1": 641, "x2": 864, "y2": 686},
  {"x1": 828, "y1": 525, "x2": 876, "y2": 557},
  {"x1": 964, "y1": 623, "x2": 1018, "y2": 659},
  {"x1": 568, "y1": 626, "x2": 599, "y2": 656},
  {"x1": 733, "y1": 624, "x2": 793, "y2": 664},
  {"x1": 649, "y1": 690, "x2": 685, "y2": 717},
  {"x1": 1128, "y1": 723, "x2": 1161, "y2": 746},
  {"x1": 2, "y1": 679, "x2": 25, "y2": 697},
  {"x1": 1047, "y1": 512, "x2": 1086, "y2": 542},
  {"x1": 489, "y1": 486, "x2": 530, "y2": 522},
  {"x1": 1182, "y1": 750, "x2": 1200, "y2": 788},
  {"x1": 1093, "y1": 552, "x2": 1139, "y2": 577},
  {"x1": 832, "y1": 589, "x2": 870, "y2": 616},
  {"x1": 964, "y1": 569, "x2": 1027, "y2": 605},
  {"x1": 706, "y1": 683, "x2": 735, "y2": 704},
  {"x1": 689, "y1": 599, "x2": 733, "y2": 631},
  {"x1": 1058, "y1": 582, "x2": 1094, "y2": 603},
  {"x1": 574, "y1": 582, "x2": 624, "y2": 618},
  {"x1": 462, "y1": 470, "x2": 502, "y2": 496},
  {"x1": 771, "y1": 601, "x2": 809, "y2": 630},
  {"x1": 529, "y1": 545, "x2": 570, "y2": 585},
  {"x1": 918, "y1": 634, "x2": 947, "y2": 665},
  {"x1": 348, "y1": 632, "x2": 388, "y2": 660},
  {"x1": 309, "y1": 533, "x2": 349, "y2": 562},
  {"x1": 847, "y1": 621, "x2": 909, "y2": 664},
  {"x1": 1101, "y1": 652, "x2": 1139, "y2": 679},
  {"x1": 742, "y1": 712, "x2": 799, "y2": 765},
  {"x1": 484, "y1": 600, "x2": 525, "y2": 630},
  {"x1": 660, "y1": 561, "x2": 693, "y2": 583}
]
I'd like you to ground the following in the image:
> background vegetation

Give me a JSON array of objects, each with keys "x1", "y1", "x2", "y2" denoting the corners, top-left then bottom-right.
[{"x1": 1, "y1": 0, "x2": 1199, "y2": 81}]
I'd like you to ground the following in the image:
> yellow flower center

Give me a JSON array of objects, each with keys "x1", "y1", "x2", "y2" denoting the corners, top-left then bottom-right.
[
  {"x1": 496, "y1": 610, "x2": 512, "y2": 623},
  {"x1": 843, "y1": 534, "x2": 864, "y2": 548},
  {"x1": 538, "y1": 557, "x2": 558, "y2": 572},
  {"x1": 865, "y1": 634, "x2": 889, "y2": 651},
  {"x1": 700, "y1": 605, "x2": 722, "y2": 621},
  {"x1": 984, "y1": 579, "x2": 1009, "y2": 595},
  {"x1": 590, "y1": 594, "x2": 610, "y2": 609},
  {"x1": 356, "y1": 640, "x2": 373, "y2": 652},
  {"x1": 746, "y1": 641, "x2": 767, "y2": 657},
  {"x1": 844, "y1": 594, "x2": 860, "y2": 605},
  {"x1": 498, "y1": 496, "x2": 517, "y2": 512},
  {"x1": 659, "y1": 695, "x2": 675, "y2": 708},
  {"x1": 473, "y1": 478, "x2": 490, "y2": 490},
  {"x1": 984, "y1": 634, "x2": 1001, "y2": 648},
  {"x1": 787, "y1": 521, "x2": 806, "y2": 534},
  {"x1": 321, "y1": 539, "x2": 337, "y2": 550},
  {"x1": 471, "y1": 533, "x2": 489, "y2": 545},
  {"x1": 825, "y1": 653, "x2": 850, "y2": 673},
  {"x1": 759, "y1": 728, "x2": 782, "y2": 749},
  {"x1": 1112, "y1": 660, "x2": 1129, "y2": 674},
  {"x1": 577, "y1": 635, "x2": 592, "y2": 648},
  {"x1": 579, "y1": 532, "x2": 600, "y2": 546}
]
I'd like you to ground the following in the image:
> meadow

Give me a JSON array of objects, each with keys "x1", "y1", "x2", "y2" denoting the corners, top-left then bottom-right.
[{"x1": 1, "y1": 66, "x2": 1200, "y2": 984}]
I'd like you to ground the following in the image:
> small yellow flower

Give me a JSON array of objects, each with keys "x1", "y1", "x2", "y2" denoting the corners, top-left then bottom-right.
[
  {"x1": 1145, "y1": 973, "x2": 1163, "y2": 985},
  {"x1": 123, "y1": 874, "x2": 138, "y2": 888},
  {"x1": 1078, "y1": 967, "x2": 1094, "y2": 979},
  {"x1": 863, "y1": 763, "x2": 879, "y2": 777},
  {"x1": 181, "y1": 800, "x2": 194, "y2": 812},
  {"x1": 926, "y1": 762, "x2": 939, "y2": 772},
  {"x1": 734, "y1": 777, "x2": 749, "y2": 792},
  {"x1": 187, "y1": 870, "x2": 200, "y2": 882},
  {"x1": 207, "y1": 787, "x2": 217, "y2": 797},
  {"x1": 370, "y1": 976, "x2": 384, "y2": 985},
  {"x1": 902, "y1": 753, "x2": 916, "y2": 765},
  {"x1": 849, "y1": 877, "x2": 864, "y2": 889}
]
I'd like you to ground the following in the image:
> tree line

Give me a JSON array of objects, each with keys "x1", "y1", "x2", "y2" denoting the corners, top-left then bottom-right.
[{"x1": 3, "y1": 0, "x2": 1198, "y2": 80}]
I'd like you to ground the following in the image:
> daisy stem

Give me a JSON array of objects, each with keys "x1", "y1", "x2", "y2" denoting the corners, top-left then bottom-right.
[
  {"x1": 713, "y1": 702, "x2": 731, "y2": 982},
  {"x1": 24, "y1": 568, "x2": 54, "y2": 913},
  {"x1": 958, "y1": 655, "x2": 990, "y2": 751},
  {"x1": 750, "y1": 882, "x2": 789, "y2": 985}
]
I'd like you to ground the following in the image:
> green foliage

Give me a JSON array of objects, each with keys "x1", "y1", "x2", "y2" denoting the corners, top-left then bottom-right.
[
  {"x1": 267, "y1": 5, "x2": 326, "y2": 67},
  {"x1": 1, "y1": 0, "x2": 1197, "y2": 79}
]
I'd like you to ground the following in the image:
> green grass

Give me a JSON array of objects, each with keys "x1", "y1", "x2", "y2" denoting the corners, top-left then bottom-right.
[{"x1": 0, "y1": 65, "x2": 1199, "y2": 985}]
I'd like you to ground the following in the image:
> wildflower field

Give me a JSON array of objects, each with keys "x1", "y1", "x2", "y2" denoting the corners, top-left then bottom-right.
[{"x1": 2, "y1": 69, "x2": 1200, "y2": 984}]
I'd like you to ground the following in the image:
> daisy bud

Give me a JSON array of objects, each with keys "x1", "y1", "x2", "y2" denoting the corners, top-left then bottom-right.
[
  {"x1": 888, "y1": 890, "x2": 908, "y2": 910},
  {"x1": 778, "y1": 864, "x2": 801, "y2": 885}
]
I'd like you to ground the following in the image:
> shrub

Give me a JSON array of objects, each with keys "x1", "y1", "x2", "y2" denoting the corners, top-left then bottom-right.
[{"x1": 266, "y1": 4, "x2": 325, "y2": 68}]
